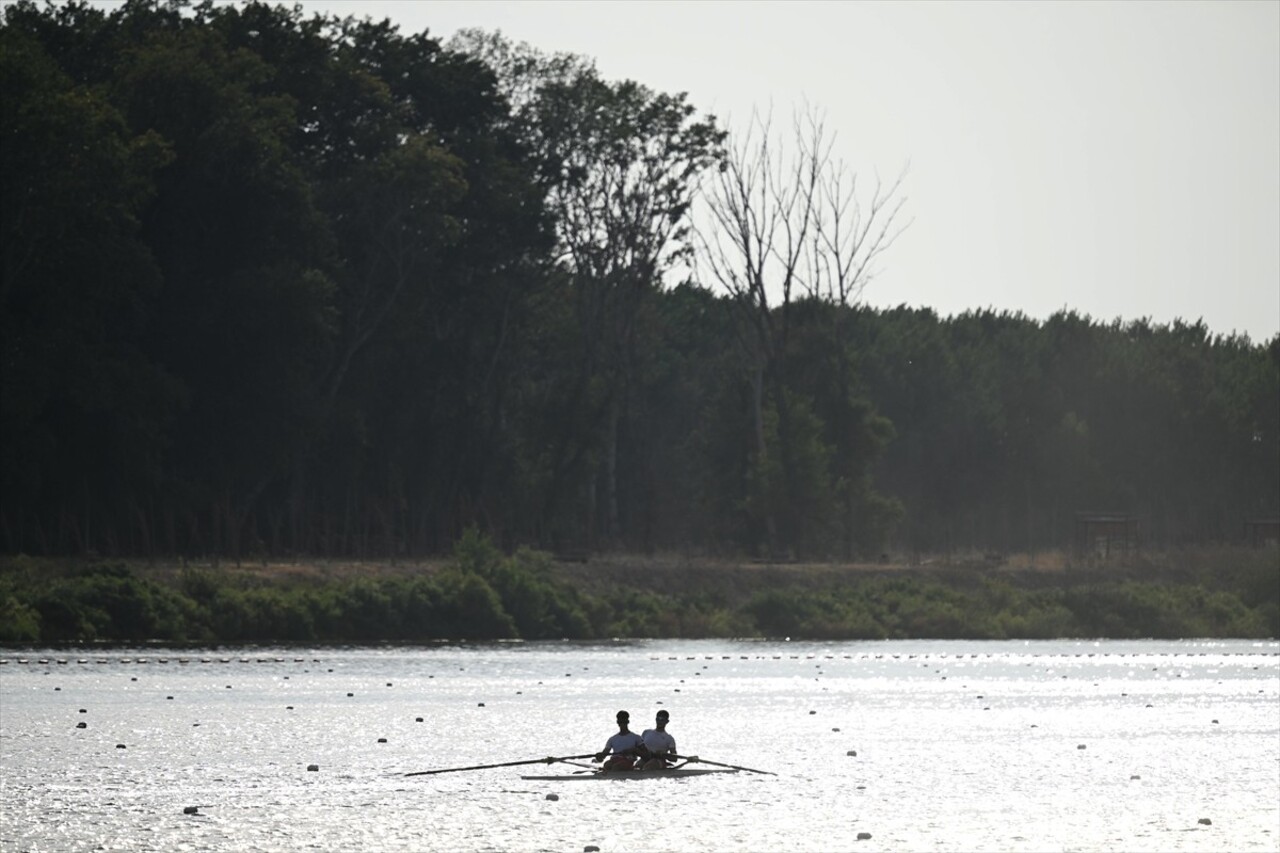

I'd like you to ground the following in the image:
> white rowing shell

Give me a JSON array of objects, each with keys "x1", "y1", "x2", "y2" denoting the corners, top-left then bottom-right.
[{"x1": 520, "y1": 767, "x2": 738, "y2": 780}]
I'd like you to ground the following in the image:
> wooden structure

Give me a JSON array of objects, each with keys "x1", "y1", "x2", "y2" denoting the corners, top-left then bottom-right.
[
  {"x1": 1243, "y1": 518, "x2": 1280, "y2": 547},
  {"x1": 1074, "y1": 512, "x2": 1141, "y2": 557}
]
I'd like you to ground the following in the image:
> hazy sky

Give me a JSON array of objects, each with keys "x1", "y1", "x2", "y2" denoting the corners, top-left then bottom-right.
[{"x1": 108, "y1": 1, "x2": 1280, "y2": 341}]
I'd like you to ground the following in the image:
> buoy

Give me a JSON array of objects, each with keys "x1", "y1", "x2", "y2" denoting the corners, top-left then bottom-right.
[
  {"x1": 79, "y1": 709, "x2": 86, "y2": 714},
  {"x1": 307, "y1": 764, "x2": 319, "y2": 772},
  {"x1": 76, "y1": 722, "x2": 86, "y2": 729},
  {"x1": 183, "y1": 806, "x2": 199, "y2": 815},
  {"x1": 1198, "y1": 818, "x2": 1212, "y2": 826},
  {"x1": 415, "y1": 717, "x2": 423, "y2": 722},
  {"x1": 857, "y1": 832, "x2": 872, "y2": 840},
  {"x1": 832, "y1": 728, "x2": 840, "y2": 732},
  {"x1": 846, "y1": 750, "x2": 856, "y2": 756},
  {"x1": 1130, "y1": 775, "x2": 1141, "y2": 780},
  {"x1": 545, "y1": 793, "x2": 559, "y2": 801},
  {"x1": 585, "y1": 846, "x2": 600, "y2": 852},
  {"x1": 377, "y1": 738, "x2": 387, "y2": 743},
  {"x1": 116, "y1": 744, "x2": 126, "y2": 749},
  {"x1": 1077, "y1": 744, "x2": 1086, "y2": 750}
]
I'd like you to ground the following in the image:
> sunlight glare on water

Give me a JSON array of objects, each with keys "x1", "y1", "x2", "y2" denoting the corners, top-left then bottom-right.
[{"x1": 1, "y1": 639, "x2": 1276, "y2": 852}]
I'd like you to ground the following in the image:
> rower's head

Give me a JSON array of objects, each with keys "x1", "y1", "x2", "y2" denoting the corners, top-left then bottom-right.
[
  {"x1": 616, "y1": 710, "x2": 630, "y2": 728},
  {"x1": 656, "y1": 709, "x2": 669, "y2": 728}
]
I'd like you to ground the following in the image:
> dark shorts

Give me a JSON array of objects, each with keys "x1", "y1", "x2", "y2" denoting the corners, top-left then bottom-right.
[{"x1": 602, "y1": 755, "x2": 637, "y2": 771}]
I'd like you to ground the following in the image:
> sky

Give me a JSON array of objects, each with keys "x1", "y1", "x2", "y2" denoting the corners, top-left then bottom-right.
[{"x1": 111, "y1": 1, "x2": 1280, "y2": 341}]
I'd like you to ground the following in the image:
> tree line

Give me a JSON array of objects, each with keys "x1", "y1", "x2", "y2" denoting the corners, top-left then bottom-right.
[{"x1": 2, "y1": 1, "x2": 1277, "y2": 563}]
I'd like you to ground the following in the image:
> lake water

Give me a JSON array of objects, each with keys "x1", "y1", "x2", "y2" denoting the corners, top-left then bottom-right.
[{"x1": 1, "y1": 639, "x2": 1277, "y2": 852}]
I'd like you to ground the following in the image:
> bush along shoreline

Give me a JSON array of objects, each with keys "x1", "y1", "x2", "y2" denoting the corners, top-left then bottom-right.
[{"x1": 1, "y1": 534, "x2": 1276, "y2": 645}]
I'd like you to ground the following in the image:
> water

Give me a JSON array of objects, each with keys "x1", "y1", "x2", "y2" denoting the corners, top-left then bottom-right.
[{"x1": 1, "y1": 639, "x2": 1276, "y2": 852}]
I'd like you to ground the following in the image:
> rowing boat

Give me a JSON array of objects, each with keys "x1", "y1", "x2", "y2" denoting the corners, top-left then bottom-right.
[
  {"x1": 521, "y1": 767, "x2": 737, "y2": 781},
  {"x1": 405, "y1": 752, "x2": 772, "y2": 779}
]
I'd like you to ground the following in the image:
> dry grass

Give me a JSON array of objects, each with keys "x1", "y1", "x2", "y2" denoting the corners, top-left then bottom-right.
[{"x1": 7, "y1": 543, "x2": 1273, "y2": 597}]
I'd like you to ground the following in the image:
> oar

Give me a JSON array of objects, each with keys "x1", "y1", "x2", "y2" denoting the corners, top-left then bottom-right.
[
  {"x1": 405, "y1": 753, "x2": 598, "y2": 777},
  {"x1": 669, "y1": 753, "x2": 776, "y2": 776}
]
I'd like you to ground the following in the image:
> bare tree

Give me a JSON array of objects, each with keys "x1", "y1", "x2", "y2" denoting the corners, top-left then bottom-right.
[{"x1": 697, "y1": 104, "x2": 907, "y2": 557}]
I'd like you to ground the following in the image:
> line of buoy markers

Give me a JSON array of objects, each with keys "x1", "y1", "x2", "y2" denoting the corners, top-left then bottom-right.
[{"x1": 2, "y1": 649, "x2": 1275, "y2": 667}]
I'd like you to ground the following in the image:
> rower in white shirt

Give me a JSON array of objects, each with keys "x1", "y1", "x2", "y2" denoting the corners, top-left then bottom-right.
[
  {"x1": 595, "y1": 710, "x2": 647, "y2": 772},
  {"x1": 640, "y1": 709, "x2": 677, "y2": 769}
]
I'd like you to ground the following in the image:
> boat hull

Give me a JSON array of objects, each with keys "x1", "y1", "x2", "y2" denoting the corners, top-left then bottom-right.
[{"x1": 520, "y1": 767, "x2": 736, "y2": 781}]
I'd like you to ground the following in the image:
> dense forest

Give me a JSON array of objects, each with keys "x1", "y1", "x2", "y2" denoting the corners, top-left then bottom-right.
[{"x1": 3, "y1": 0, "x2": 1277, "y2": 566}]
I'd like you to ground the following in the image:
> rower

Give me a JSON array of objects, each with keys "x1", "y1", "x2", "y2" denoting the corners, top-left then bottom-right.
[
  {"x1": 595, "y1": 710, "x2": 648, "y2": 772},
  {"x1": 640, "y1": 709, "x2": 677, "y2": 769}
]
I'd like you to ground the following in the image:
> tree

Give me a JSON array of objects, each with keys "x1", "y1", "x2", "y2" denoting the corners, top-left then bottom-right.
[
  {"x1": 0, "y1": 12, "x2": 177, "y2": 553},
  {"x1": 450, "y1": 30, "x2": 724, "y2": 548},
  {"x1": 697, "y1": 106, "x2": 906, "y2": 556}
]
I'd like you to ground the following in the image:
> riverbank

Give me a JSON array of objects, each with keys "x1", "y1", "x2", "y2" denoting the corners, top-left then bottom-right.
[{"x1": 1, "y1": 541, "x2": 1276, "y2": 644}]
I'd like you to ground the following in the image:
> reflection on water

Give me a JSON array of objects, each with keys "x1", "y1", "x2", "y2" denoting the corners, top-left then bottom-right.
[{"x1": 1, "y1": 639, "x2": 1277, "y2": 852}]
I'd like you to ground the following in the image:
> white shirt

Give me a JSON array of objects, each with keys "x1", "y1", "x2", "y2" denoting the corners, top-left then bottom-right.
[
  {"x1": 603, "y1": 731, "x2": 644, "y2": 755},
  {"x1": 641, "y1": 728, "x2": 676, "y2": 755}
]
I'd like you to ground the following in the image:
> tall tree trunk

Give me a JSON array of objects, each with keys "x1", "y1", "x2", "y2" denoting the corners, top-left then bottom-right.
[{"x1": 752, "y1": 360, "x2": 778, "y2": 556}]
